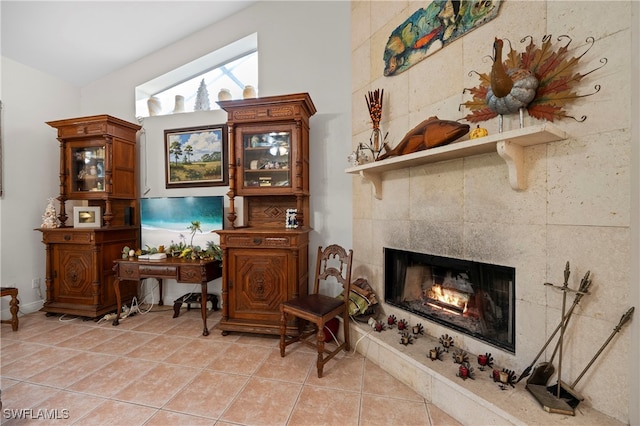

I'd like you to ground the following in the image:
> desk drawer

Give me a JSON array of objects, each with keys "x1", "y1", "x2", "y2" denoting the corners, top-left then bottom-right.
[
  {"x1": 139, "y1": 265, "x2": 177, "y2": 278},
  {"x1": 118, "y1": 265, "x2": 140, "y2": 279},
  {"x1": 42, "y1": 231, "x2": 93, "y2": 244},
  {"x1": 225, "y1": 235, "x2": 292, "y2": 247},
  {"x1": 179, "y1": 266, "x2": 202, "y2": 283}
]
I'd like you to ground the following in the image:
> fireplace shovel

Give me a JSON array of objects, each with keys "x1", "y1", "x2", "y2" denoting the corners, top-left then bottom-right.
[
  {"x1": 545, "y1": 306, "x2": 634, "y2": 410},
  {"x1": 524, "y1": 270, "x2": 592, "y2": 386}
]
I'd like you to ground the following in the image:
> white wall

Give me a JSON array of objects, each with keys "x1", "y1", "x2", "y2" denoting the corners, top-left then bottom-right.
[
  {"x1": 1, "y1": 1, "x2": 352, "y2": 311},
  {"x1": 0, "y1": 57, "x2": 80, "y2": 314}
]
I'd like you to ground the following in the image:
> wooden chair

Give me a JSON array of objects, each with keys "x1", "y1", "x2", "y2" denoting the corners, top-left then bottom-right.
[
  {"x1": 1, "y1": 287, "x2": 19, "y2": 331},
  {"x1": 279, "y1": 244, "x2": 353, "y2": 378}
]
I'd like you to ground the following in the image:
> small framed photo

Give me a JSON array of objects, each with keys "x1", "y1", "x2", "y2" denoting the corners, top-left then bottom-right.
[
  {"x1": 73, "y1": 206, "x2": 101, "y2": 228},
  {"x1": 165, "y1": 124, "x2": 228, "y2": 188}
]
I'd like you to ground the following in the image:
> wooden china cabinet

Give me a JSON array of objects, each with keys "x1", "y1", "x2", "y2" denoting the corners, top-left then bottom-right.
[
  {"x1": 216, "y1": 93, "x2": 316, "y2": 335},
  {"x1": 37, "y1": 115, "x2": 140, "y2": 318}
]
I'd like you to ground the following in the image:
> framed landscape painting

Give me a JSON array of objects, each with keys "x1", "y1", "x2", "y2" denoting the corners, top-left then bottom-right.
[{"x1": 164, "y1": 124, "x2": 228, "y2": 188}]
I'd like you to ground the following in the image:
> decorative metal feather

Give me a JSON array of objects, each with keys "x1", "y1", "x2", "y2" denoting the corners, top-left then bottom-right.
[{"x1": 461, "y1": 34, "x2": 607, "y2": 123}]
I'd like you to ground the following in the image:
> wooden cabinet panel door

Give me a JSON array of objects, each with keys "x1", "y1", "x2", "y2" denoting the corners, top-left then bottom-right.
[
  {"x1": 52, "y1": 245, "x2": 96, "y2": 305},
  {"x1": 228, "y1": 248, "x2": 290, "y2": 323}
]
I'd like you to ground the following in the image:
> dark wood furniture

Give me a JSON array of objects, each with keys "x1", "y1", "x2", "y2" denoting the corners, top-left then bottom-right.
[
  {"x1": 1, "y1": 287, "x2": 19, "y2": 331},
  {"x1": 46, "y1": 115, "x2": 141, "y2": 227},
  {"x1": 112, "y1": 258, "x2": 222, "y2": 336},
  {"x1": 280, "y1": 244, "x2": 353, "y2": 378},
  {"x1": 38, "y1": 227, "x2": 139, "y2": 318},
  {"x1": 38, "y1": 115, "x2": 141, "y2": 318},
  {"x1": 216, "y1": 93, "x2": 316, "y2": 335}
]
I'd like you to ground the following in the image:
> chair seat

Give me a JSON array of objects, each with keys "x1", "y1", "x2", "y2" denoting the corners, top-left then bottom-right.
[{"x1": 283, "y1": 294, "x2": 343, "y2": 316}]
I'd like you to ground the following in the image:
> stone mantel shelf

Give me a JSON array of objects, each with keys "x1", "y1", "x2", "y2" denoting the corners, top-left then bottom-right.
[{"x1": 345, "y1": 123, "x2": 568, "y2": 199}]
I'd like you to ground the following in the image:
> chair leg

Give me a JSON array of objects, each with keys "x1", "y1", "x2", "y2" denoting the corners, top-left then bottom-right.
[
  {"x1": 316, "y1": 325, "x2": 326, "y2": 378},
  {"x1": 343, "y1": 312, "x2": 350, "y2": 352},
  {"x1": 279, "y1": 307, "x2": 287, "y2": 357},
  {"x1": 9, "y1": 294, "x2": 19, "y2": 331}
]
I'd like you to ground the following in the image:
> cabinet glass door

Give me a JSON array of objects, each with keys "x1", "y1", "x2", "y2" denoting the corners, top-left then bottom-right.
[
  {"x1": 242, "y1": 131, "x2": 291, "y2": 189},
  {"x1": 70, "y1": 146, "x2": 106, "y2": 193}
]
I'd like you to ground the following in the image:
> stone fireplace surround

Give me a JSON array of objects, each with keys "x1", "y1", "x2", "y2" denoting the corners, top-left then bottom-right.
[{"x1": 349, "y1": 2, "x2": 635, "y2": 422}]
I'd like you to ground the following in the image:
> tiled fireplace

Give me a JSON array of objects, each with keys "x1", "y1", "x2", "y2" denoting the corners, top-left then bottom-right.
[{"x1": 384, "y1": 247, "x2": 515, "y2": 352}]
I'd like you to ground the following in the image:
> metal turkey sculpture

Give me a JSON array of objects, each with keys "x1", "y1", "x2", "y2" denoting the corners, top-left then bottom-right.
[{"x1": 462, "y1": 35, "x2": 606, "y2": 124}]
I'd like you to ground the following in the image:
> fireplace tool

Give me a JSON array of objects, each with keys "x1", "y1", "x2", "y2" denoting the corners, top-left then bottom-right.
[
  {"x1": 528, "y1": 306, "x2": 635, "y2": 415},
  {"x1": 545, "y1": 306, "x2": 635, "y2": 410},
  {"x1": 525, "y1": 270, "x2": 592, "y2": 385},
  {"x1": 517, "y1": 263, "x2": 591, "y2": 383},
  {"x1": 525, "y1": 262, "x2": 587, "y2": 415}
]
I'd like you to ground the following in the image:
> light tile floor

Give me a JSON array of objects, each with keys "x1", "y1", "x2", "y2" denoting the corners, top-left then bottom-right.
[{"x1": 1, "y1": 307, "x2": 461, "y2": 426}]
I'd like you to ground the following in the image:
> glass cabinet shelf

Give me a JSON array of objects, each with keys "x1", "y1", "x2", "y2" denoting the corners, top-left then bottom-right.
[
  {"x1": 242, "y1": 131, "x2": 291, "y2": 188},
  {"x1": 71, "y1": 146, "x2": 106, "y2": 193}
]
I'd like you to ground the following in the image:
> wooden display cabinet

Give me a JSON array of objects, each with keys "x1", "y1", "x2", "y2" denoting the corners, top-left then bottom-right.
[
  {"x1": 216, "y1": 93, "x2": 316, "y2": 335},
  {"x1": 38, "y1": 115, "x2": 141, "y2": 318},
  {"x1": 47, "y1": 114, "x2": 140, "y2": 227}
]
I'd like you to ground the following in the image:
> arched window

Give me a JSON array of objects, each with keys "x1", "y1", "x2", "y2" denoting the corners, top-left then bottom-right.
[{"x1": 135, "y1": 33, "x2": 258, "y2": 117}]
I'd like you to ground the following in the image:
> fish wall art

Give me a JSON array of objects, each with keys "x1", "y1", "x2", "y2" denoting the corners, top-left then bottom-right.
[{"x1": 384, "y1": 0, "x2": 502, "y2": 76}]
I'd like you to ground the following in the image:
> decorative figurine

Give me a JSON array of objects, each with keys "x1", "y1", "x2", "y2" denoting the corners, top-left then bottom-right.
[
  {"x1": 41, "y1": 198, "x2": 59, "y2": 228},
  {"x1": 462, "y1": 34, "x2": 607, "y2": 128}
]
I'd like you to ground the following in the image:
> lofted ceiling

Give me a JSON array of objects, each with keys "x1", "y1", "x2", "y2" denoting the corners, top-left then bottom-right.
[{"x1": 1, "y1": 1, "x2": 258, "y2": 87}]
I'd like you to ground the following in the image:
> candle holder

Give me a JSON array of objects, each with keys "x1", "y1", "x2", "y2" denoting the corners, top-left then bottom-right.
[
  {"x1": 412, "y1": 323, "x2": 424, "y2": 336},
  {"x1": 477, "y1": 352, "x2": 494, "y2": 371},
  {"x1": 399, "y1": 331, "x2": 414, "y2": 346},
  {"x1": 387, "y1": 314, "x2": 397, "y2": 327},
  {"x1": 439, "y1": 334, "x2": 454, "y2": 352},
  {"x1": 492, "y1": 368, "x2": 516, "y2": 389},
  {"x1": 428, "y1": 346, "x2": 444, "y2": 361},
  {"x1": 452, "y1": 349, "x2": 469, "y2": 365},
  {"x1": 373, "y1": 320, "x2": 385, "y2": 332},
  {"x1": 457, "y1": 362, "x2": 475, "y2": 380},
  {"x1": 397, "y1": 318, "x2": 408, "y2": 331}
]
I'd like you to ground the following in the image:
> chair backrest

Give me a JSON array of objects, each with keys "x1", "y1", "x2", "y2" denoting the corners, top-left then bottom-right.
[{"x1": 312, "y1": 244, "x2": 353, "y2": 295}]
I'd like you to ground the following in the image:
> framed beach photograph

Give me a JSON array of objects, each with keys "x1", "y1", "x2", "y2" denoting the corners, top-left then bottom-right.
[
  {"x1": 73, "y1": 206, "x2": 101, "y2": 228},
  {"x1": 164, "y1": 124, "x2": 228, "y2": 188}
]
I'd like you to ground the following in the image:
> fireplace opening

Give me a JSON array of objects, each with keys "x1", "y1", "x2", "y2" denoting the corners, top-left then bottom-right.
[{"x1": 384, "y1": 248, "x2": 516, "y2": 353}]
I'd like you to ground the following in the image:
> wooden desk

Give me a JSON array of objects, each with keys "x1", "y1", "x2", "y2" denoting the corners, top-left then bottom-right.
[{"x1": 112, "y1": 258, "x2": 222, "y2": 336}]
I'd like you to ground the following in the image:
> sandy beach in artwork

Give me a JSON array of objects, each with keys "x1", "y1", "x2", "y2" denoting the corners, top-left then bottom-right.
[{"x1": 141, "y1": 226, "x2": 221, "y2": 251}]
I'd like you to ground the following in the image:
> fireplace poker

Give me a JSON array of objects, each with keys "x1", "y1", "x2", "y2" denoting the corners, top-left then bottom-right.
[
  {"x1": 553, "y1": 262, "x2": 572, "y2": 398},
  {"x1": 525, "y1": 270, "x2": 592, "y2": 386},
  {"x1": 517, "y1": 264, "x2": 591, "y2": 384},
  {"x1": 546, "y1": 306, "x2": 634, "y2": 408}
]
